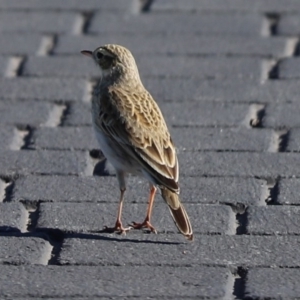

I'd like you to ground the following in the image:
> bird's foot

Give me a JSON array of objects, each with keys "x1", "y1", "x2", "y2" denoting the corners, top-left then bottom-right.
[
  {"x1": 131, "y1": 220, "x2": 157, "y2": 234},
  {"x1": 101, "y1": 220, "x2": 132, "y2": 235}
]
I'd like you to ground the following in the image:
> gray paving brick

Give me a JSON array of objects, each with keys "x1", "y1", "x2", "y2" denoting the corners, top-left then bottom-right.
[
  {"x1": 0, "y1": 237, "x2": 51, "y2": 265},
  {"x1": 278, "y1": 179, "x2": 300, "y2": 205},
  {"x1": 263, "y1": 103, "x2": 300, "y2": 128},
  {"x1": 0, "y1": 78, "x2": 86, "y2": 101},
  {"x1": 172, "y1": 127, "x2": 272, "y2": 152},
  {"x1": 144, "y1": 78, "x2": 300, "y2": 103},
  {"x1": 0, "y1": 12, "x2": 79, "y2": 33},
  {"x1": 0, "y1": 33, "x2": 42, "y2": 55},
  {"x1": 287, "y1": 129, "x2": 300, "y2": 152},
  {"x1": 0, "y1": 203, "x2": 27, "y2": 232},
  {"x1": 247, "y1": 206, "x2": 300, "y2": 235},
  {"x1": 32, "y1": 127, "x2": 98, "y2": 150},
  {"x1": 60, "y1": 235, "x2": 300, "y2": 268},
  {"x1": 0, "y1": 100, "x2": 52, "y2": 126},
  {"x1": 64, "y1": 102, "x2": 91, "y2": 126},
  {"x1": 0, "y1": 0, "x2": 131, "y2": 10},
  {"x1": 153, "y1": 0, "x2": 300, "y2": 13},
  {"x1": 178, "y1": 152, "x2": 300, "y2": 177},
  {"x1": 55, "y1": 34, "x2": 287, "y2": 57},
  {"x1": 12, "y1": 175, "x2": 263, "y2": 206},
  {"x1": 89, "y1": 12, "x2": 264, "y2": 36},
  {"x1": 279, "y1": 58, "x2": 300, "y2": 79},
  {"x1": 0, "y1": 125, "x2": 15, "y2": 150},
  {"x1": 32, "y1": 126, "x2": 272, "y2": 152},
  {"x1": 0, "y1": 56, "x2": 9, "y2": 76},
  {"x1": 278, "y1": 14, "x2": 300, "y2": 36},
  {"x1": 246, "y1": 268, "x2": 300, "y2": 298},
  {"x1": 37, "y1": 202, "x2": 235, "y2": 235},
  {"x1": 0, "y1": 150, "x2": 86, "y2": 176},
  {"x1": 65, "y1": 101, "x2": 249, "y2": 127},
  {"x1": 26, "y1": 55, "x2": 261, "y2": 80},
  {"x1": 0, "y1": 265, "x2": 230, "y2": 298}
]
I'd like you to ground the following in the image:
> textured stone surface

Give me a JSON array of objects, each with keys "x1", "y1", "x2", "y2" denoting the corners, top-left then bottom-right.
[
  {"x1": 0, "y1": 203, "x2": 27, "y2": 232},
  {"x1": 55, "y1": 35, "x2": 287, "y2": 57},
  {"x1": 0, "y1": 236, "x2": 51, "y2": 265},
  {"x1": 1, "y1": 1, "x2": 300, "y2": 299},
  {"x1": 0, "y1": 265, "x2": 231, "y2": 298},
  {"x1": 246, "y1": 268, "x2": 300, "y2": 298},
  {"x1": 12, "y1": 175, "x2": 264, "y2": 206},
  {"x1": 0, "y1": 78, "x2": 86, "y2": 101},
  {"x1": 0, "y1": 150, "x2": 86, "y2": 176},
  {"x1": 277, "y1": 178, "x2": 300, "y2": 205},
  {"x1": 59, "y1": 235, "x2": 300, "y2": 267},
  {"x1": 89, "y1": 12, "x2": 264, "y2": 36},
  {"x1": 247, "y1": 206, "x2": 300, "y2": 234},
  {"x1": 37, "y1": 202, "x2": 235, "y2": 235}
]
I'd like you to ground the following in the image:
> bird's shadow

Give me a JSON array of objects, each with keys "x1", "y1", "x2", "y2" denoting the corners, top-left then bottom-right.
[{"x1": 0, "y1": 228, "x2": 183, "y2": 245}]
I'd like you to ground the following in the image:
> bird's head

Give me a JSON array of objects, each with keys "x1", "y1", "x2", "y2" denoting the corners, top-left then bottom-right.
[{"x1": 81, "y1": 44, "x2": 140, "y2": 82}]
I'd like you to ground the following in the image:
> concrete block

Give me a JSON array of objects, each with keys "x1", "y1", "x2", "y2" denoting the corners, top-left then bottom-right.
[
  {"x1": 0, "y1": 78, "x2": 86, "y2": 102},
  {"x1": 247, "y1": 206, "x2": 300, "y2": 234},
  {"x1": 0, "y1": 236, "x2": 51, "y2": 265},
  {"x1": 37, "y1": 202, "x2": 235, "y2": 235},
  {"x1": 0, "y1": 203, "x2": 27, "y2": 232},
  {"x1": 0, "y1": 265, "x2": 231, "y2": 298}
]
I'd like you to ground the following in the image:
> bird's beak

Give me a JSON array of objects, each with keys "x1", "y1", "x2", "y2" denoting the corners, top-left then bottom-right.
[{"x1": 81, "y1": 50, "x2": 93, "y2": 58}]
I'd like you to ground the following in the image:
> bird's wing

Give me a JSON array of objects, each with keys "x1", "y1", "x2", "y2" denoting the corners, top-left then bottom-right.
[{"x1": 96, "y1": 87, "x2": 179, "y2": 192}]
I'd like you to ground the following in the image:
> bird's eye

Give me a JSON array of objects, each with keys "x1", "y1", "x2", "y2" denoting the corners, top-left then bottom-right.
[{"x1": 96, "y1": 52, "x2": 103, "y2": 59}]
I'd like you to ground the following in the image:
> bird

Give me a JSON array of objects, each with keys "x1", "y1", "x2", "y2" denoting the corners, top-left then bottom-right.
[{"x1": 81, "y1": 44, "x2": 193, "y2": 241}]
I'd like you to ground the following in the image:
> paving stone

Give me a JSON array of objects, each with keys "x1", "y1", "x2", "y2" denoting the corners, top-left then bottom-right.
[
  {"x1": 278, "y1": 14, "x2": 300, "y2": 36},
  {"x1": 0, "y1": 203, "x2": 27, "y2": 232},
  {"x1": 0, "y1": 125, "x2": 15, "y2": 150},
  {"x1": 279, "y1": 58, "x2": 300, "y2": 79},
  {"x1": 178, "y1": 152, "x2": 300, "y2": 177},
  {"x1": 247, "y1": 206, "x2": 300, "y2": 235},
  {"x1": 55, "y1": 34, "x2": 287, "y2": 57},
  {"x1": 0, "y1": 78, "x2": 86, "y2": 101},
  {"x1": 12, "y1": 175, "x2": 264, "y2": 206},
  {"x1": 172, "y1": 127, "x2": 272, "y2": 152},
  {"x1": 65, "y1": 101, "x2": 249, "y2": 127},
  {"x1": 89, "y1": 12, "x2": 264, "y2": 36},
  {"x1": 152, "y1": 0, "x2": 300, "y2": 13},
  {"x1": 0, "y1": 265, "x2": 230, "y2": 298},
  {"x1": 64, "y1": 102, "x2": 91, "y2": 126},
  {"x1": 0, "y1": 0, "x2": 132, "y2": 10},
  {"x1": 286, "y1": 129, "x2": 300, "y2": 152},
  {"x1": 32, "y1": 126, "x2": 272, "y2": 152},
  {"x1": 263, "y1": 103, "x2": 300, "y2": 128},
  {"x1": 144, "y1": 78, "x2": 300, "y2": 103},
  {"x1": 277, "y1": 178, "x2": 300, "y2": 205},
  {"x1": 0, "y1": 150, "x2": 86, "y2": 176},
  {"x1": 25, "y1": 55, "x2": 261, "y2": 80},
  {"x1": 0, "y1": 33, "x2": 42, "y2": 55},
  {"x1": 59, "y1": 235, "x2": 300, "y2": 268},
  {"x1": 0, "y1": 236, "x2": 51, "y2": 265},
  {"x1": 0, "y1": 12, "x2": 79, "y2": 33},
  {"x1": 31, "y1": 126, "x2": 272, "y2": 151},
  {"x1": 0, "y1": 100, "x2": 52, "y2": 126},
  {"x1": 246, "y1": 268, "x2": 300, "y2": 298},
  {"x1": 32, "y1": 127, "x2": 98, "y2": 150},
  {"x1": 0, "y1": 56, "x2": 9, "y2": 76},
  {"x1": 37, "y1": 202, "x2": 235, "y2": 235}
]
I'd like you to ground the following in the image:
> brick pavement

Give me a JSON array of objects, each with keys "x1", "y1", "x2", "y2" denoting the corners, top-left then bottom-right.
[{"x1": 0, "y1": 0, "x2": 300, "y2": 299}]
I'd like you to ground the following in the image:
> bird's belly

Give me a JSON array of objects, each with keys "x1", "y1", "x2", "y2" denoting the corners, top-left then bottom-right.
[{"x1": 94, "y1": 128, "x2": 142, "y2": 174}]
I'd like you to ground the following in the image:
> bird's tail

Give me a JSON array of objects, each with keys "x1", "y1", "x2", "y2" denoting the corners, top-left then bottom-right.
[{"x1": 161, "y1": 188, "x2": 193, "y2": 241}]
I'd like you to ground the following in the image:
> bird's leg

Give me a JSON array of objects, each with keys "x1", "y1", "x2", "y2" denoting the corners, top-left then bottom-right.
[
  {"x1": 102, "y1": 172, "x2": 132, "y2": 235},
  {"x1": 132, "y1": 184, "x2": 157, "y2": 233}
]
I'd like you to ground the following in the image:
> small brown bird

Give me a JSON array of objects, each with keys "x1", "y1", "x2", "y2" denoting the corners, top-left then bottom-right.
[{"x1": 81, "y1": 44, "x2": 193, "y2": 240}]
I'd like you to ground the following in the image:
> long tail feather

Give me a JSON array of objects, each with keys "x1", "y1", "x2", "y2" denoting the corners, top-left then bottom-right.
[{"x1": 161, "y1": 188, "x2": 193, "y2": 241}]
